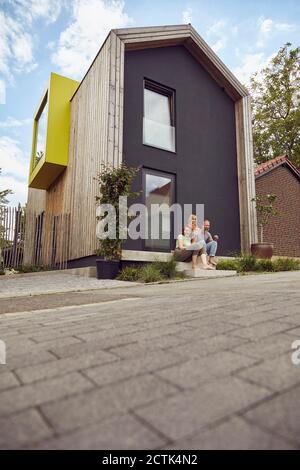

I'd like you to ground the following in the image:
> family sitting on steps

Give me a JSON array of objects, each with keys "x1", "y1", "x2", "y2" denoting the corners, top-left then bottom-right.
[{"x1": 174, "y1": 215, "x2": 219, "y2": 270}]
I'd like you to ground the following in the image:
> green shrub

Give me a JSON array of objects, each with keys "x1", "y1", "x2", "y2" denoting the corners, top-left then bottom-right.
[
  {"x1": 255, "y1": 259, "x2": 274, "y2": 272},
  {"x1": 272, "y1": 257, "x2": 300, "y2": 272},
  {"x1": 117, "y1": 260, "x2": 186, "y2": 283},
  {"x1": 152, "y1": 259, "x2": 178, "y2": 279},
  {"x1": 238, "y1": 254, "x2": 258, "y2": 272},
  {"x1": 216, "y1": 259, "x2": 239, "y2": 271},
  {"x1": 117, "y1": 265, "x2": 141, "y2": 281},
  {"x1": 16, "y1": 265, "x2": 50, "y2": 274},
  {"x1": 139, "y1": 264, "x2": 162, "y2": 283},
  {"x1": 217, "y1": 255, "x2": 299, "y2": 273}
]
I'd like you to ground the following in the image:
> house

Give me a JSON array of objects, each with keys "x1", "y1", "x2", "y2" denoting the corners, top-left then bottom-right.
[
  {"x1": 255, "y1": 155, "x2": 300, "y2": 258},
  {"x1": 24, "y1": 24, "x2": 257, "y2": 268}
]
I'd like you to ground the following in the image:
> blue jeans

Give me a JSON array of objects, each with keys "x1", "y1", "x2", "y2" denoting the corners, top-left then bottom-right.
[{"x1": 206, "y1": 240, "x2": 218, "y2": 256}]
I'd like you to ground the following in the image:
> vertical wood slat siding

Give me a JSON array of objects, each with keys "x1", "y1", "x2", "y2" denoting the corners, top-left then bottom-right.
[
  {"x1": 1, "y1": 207, "x2": 70, "y2": 269},
  {"x1": 24, "y1": 188, "x2": 46, "y2": 265},
  {"x1": 64, "y1": 33, "x2": 124, "y2": 260},
  {"x1": 235, "y1": 97, "x2": 257, "y2": 252}
]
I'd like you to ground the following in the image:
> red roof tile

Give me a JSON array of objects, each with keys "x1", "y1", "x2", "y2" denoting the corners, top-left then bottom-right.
[{"x1": 254, "y1": 155, "x2": 300, "y2": 179}]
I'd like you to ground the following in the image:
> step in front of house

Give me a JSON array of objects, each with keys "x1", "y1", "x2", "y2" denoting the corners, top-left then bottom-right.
[{"x1": 183, "y1": 268, "x2": 237, "y2": 279}]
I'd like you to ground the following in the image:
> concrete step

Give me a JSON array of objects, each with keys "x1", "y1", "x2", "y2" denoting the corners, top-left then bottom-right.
[
  {"x1": 176, "y1": 260, "x2": 237, "y2": 279},
  {"x1": 66, "y1": 267, "x2": 97, "y2": 278},
  {"x1": 183, "y1": 268, "x2": 237, "y2": 279}
]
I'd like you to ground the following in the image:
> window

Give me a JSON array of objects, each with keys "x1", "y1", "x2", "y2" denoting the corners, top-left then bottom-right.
[
  {"x1": 143, "y1": 169, "x2": 175, "y2": 251},
  {"x1": 34, "y1": 93, "x2": 48, "y2": 168},
  {"x1": 143, "y1": 79, "x2": 175, "y2": 152}
]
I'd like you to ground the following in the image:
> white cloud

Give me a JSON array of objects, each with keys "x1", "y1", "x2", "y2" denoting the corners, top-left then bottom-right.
[
  {"x1": 256, "y1": 16, "x2": 294, "y2": 48},
  {"x1": 9, "y1": 0, "x2": 64, "y2": 25},
  {"x1": 51, "y1": 0, "x2": 132, "y2": 78},
  {"x1": 206, "y1": 19, "x2": 227, "y2": 36},
  {"x1": 0, "y1": 117, "x2": 32, "y2": 128},
  {"x1": 182, "y1": 7, "x2": 192, "y2": 24},
  {"x1": 0, "y1": 11, "x2": 37, "y2": 83},
  {"x1": 233, "y1": 52, "x2": 274, "y2": 85},
  {"x1": 211, "y1": 38, "x2": 227, "y2": 53},
  {"x1": 0, "y1": 174, "x2": 28, "y2": 206},
  {"x1": 0, "y1": 136, "x2": 29, "y2": 182},
  {"x1": 0, "y1": 136, "x2": 29, "y2": 205},
  {"x1": 0, "y1": 79, "x2": 5, "y2": 104},
  {"x1": 206, "y1": 19, "x2": 228, "y2": 53},
  {"x1": 0, "y1": 1, "x2": 66, "y2": 87}
]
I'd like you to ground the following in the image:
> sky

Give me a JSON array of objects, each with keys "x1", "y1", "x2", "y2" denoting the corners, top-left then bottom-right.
[{"x1": 0, "y1": 0, "x2": 299, "y2": 206}]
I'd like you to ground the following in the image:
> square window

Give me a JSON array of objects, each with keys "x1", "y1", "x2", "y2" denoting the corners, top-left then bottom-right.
[{"x1": 143, "y1": 80, "x2": 175, "y2": 153}]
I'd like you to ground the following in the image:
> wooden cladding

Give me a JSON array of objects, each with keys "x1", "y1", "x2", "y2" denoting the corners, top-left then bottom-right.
[
  {"x1": 1, "y1": 206, "x2": 70, "y2": 269},
  {"x1": 65, "y1": 33, "x2": 125, "y2": 260}
]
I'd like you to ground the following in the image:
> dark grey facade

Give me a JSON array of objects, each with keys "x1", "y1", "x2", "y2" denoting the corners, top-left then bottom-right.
[{"x1": 123, "y1": 45, "x2": 241, "y2": 255}]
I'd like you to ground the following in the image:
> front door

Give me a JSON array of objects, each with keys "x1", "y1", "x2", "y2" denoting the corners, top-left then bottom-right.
[{"x1": 143, "y1": 168, "x2": 175, "y2": 252}]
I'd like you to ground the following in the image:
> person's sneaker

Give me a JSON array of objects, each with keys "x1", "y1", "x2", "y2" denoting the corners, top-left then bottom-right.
[
  {"x1": 203, "y1": 265, "x2": 214, "y2": 270},
  {"x1": 209, "y1": 257, "x2": 218, "y2": 266}
]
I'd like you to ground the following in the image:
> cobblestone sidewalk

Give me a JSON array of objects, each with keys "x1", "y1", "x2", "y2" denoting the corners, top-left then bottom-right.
[
  {"x1": 0, "y1": 271, "x2": 300, "y2": 449},
  {"x1": 0, "y1": 271, "x2": 138, "y2": 299}
]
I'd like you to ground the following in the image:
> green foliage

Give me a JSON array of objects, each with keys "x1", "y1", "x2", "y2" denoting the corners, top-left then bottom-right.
[
  {"x1": 238, "y1": 254, "x2": 258, "y2": 272},
  {"x1": 95, "y1": 163, "x2": 140, "y2": 261},
  {"x1": 16, "y1": 265, "x2": 51, "y2": 274},
  {"x1": 117, "y1": 260, "x2": 186, "y2": 283},
  {"x1": 252, "y1": 193, "x2": 278, "y2": 242},
  {"x1": 217, "y1": 255, "x2": 299, "y2": 273},
  {"x1": 117, "y1": 265, "x2": 141, "y2": 282},
  {"x1": 35, "y1": 151, "x2": 44, "y2": 168},
  {"x1": 272, "y1": 257, "x2": 300, "y2": 272},
  {"x1": 0, "y1": 168, "x2": 12, "y2": 206},
  {"x1": 151, "y1": 258, "x2": 178, "y2": 279},
  {"x1": 216, "y1": 259, "x2": 239, "y2": 271},
  {"x1": 139, "y1": 264, "x2": 162, "y2": 283},
  {"x1": 250, "y1": 43, "x2": 300, "y2": 167},
  {"x1": 255, "y1": 259, "x2": 274, "y2": 272}
]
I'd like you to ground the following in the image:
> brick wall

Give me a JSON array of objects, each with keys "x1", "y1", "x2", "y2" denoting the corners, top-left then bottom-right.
[{"x1": 255, "y1": 165, "x2": 300, "y2": 257}]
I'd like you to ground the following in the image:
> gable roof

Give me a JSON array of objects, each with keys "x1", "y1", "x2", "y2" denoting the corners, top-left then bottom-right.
[
  {"x1": 72, "y1": 24, "x2": 249, "y2": 102},
  {"x1": 255, "y1": 155, "x2": 300, "y2": 180}
]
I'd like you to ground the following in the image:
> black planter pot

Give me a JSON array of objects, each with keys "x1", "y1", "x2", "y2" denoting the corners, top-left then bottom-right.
[{"x1": 96, "y1": 259, "x2": 120, "y2": 279}]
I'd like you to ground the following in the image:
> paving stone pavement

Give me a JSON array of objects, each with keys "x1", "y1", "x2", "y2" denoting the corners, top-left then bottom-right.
[
  {"x1": 0, "y1": 271, "x2": 138, "y2": 299},
  {"x1": 0, "y1": 271, "x2": 299, "y2": 449}
]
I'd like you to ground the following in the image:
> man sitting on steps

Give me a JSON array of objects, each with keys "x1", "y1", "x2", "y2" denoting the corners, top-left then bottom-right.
[{"x1": 201, "y1": 219, "x2": 219, "y2": 267}]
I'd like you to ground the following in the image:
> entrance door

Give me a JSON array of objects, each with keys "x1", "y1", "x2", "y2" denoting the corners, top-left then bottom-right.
[{"x1": 143, "y1": 169, "x2": 175, "y2": 251}]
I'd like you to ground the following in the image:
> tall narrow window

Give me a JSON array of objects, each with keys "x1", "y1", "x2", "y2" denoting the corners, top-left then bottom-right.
[
  {"x1": 144, "y1": 169, "x2": 175, "y2": 251},
  {"x1": 34, "y1": 93, "x2": 48, "y2": 169},
  {"x1": 143, "y1": 80, "x2": 175, "y2": 152}
]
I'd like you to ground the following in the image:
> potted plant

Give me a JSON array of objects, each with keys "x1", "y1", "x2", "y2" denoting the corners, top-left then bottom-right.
[
  {"x1": 251, "y1": 193, "x2": 278, "y2": 259},
  {"x1": 95, "y1": 163, "x2": 139, "y2": 279}
]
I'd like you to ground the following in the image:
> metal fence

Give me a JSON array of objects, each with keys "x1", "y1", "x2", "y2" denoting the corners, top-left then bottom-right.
[{"x1": 0, "y1": 205, "x2": 70, "y2": 270}]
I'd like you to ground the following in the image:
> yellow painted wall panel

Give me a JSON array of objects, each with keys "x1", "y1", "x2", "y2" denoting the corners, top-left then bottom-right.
[{"x1": 28, "y1": 72, "x2": 79, "y2": 189}]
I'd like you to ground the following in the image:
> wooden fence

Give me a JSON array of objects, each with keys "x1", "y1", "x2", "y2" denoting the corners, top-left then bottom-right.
[{"x1": 0, "y1": 205, "x2": 70, "y2": 270}]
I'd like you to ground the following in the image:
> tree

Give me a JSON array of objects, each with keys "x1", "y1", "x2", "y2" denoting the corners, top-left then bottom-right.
[
  {"x1": 0, "y1": 168, "x2": 12, "y2": 207},
  {"x1": 95, "y1": 164, "x2": 139, "y2": 260},
  {"x1": 250, "y1": 43, "x2": 300, "y2": 167},
  {"x1": 252, "y1": 193, "x2": 278, "y2": 243}
]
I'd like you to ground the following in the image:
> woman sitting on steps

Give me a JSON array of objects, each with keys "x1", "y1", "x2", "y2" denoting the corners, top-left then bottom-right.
[{"x1": 174, "y1": 214, "x2": 214, "y2": 270}]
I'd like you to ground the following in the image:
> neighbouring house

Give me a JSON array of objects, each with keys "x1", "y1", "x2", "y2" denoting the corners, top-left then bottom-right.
[
  {"x1": 24, "y1": 24, "x2": 257, "y2": 268},
  {"x1": 255, "y1": 155, "x2": 300, "y2": 258}
]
